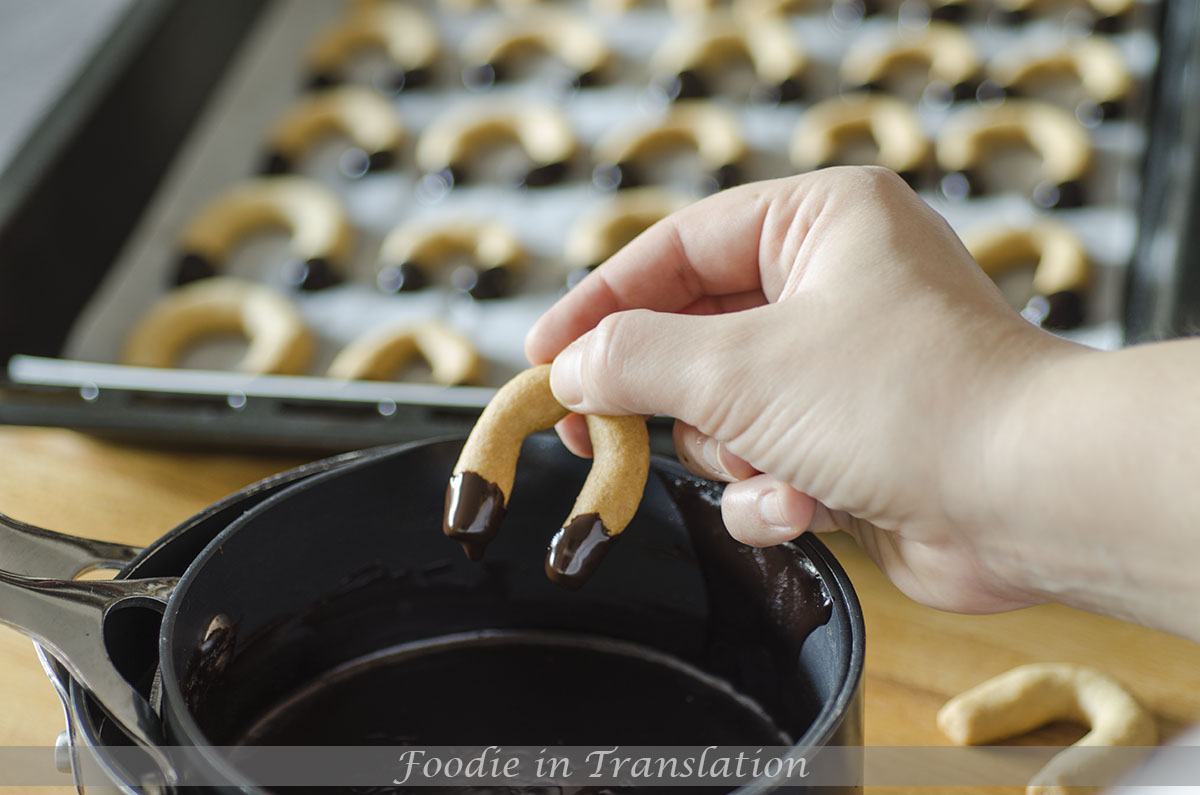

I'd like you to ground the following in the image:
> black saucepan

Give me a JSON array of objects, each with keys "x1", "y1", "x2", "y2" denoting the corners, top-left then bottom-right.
[{"x1": 2, "y1": 436, "x2": 864, "y2": 793}]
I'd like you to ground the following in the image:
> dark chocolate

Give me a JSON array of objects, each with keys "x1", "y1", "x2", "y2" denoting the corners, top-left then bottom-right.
[
  {"x1": 545, "y1": 513, "x2": 620, "y2": 588},
  {"x1": 388, "y1": 66, "x2": 432, "y2": 94},
  {"x1": 443, "y1": 471, "x2": 506, "y2": 561},
  {"x1": 1032, "y1": 289, "x2": 1086, "y2": 331},
  {"x1": 462, "y1": 62, "x2": 499, "y2": 91},
  {"x1": 451, "y1": 263, "x2": 514, "y2": 300},
  {"x1": 377, "y1": 261, "x2": 427, "y2": 293},
  {"x1": 282, "y1": 257, "x2": 342, "y2": 291},
  {"x1": 521, "y1": 160, "x2": 569, "y2": 188},
  {"x1": 174, "y1": 253, "x2": 218, "y2": 285},
  {"x1": 260, "y1": 151, "x2": 291, "y2": 175},
  {"x1": 1033, "y1": 179, "x2": 1084, "y2": 209}
]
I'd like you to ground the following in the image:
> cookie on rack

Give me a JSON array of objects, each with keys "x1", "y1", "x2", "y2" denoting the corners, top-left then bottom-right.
[
  {"x1": 261, "y1": 86, "x2": 405, "y2": 177},
  {"x1": 174, "y1": 175, "x2": 354, "y2": 291},
  {"x1": 790, "y1": 94, "x2": 930, "y2": 185},
  {"x1": 123, "y1": 277, "x2": 313, "y2": 375},
  {"x1": 592, "y1": 101, "x2": 746, "y2": 194},
  {"x1": 415, "y1": 103, "x2": 578, "y2": 189},
  {"x1": 377, "y1": 220, "x2": 526, "y2": 300}
]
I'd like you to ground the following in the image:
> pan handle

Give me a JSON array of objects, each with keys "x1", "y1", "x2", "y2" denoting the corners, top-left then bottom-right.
[
  {"x1": 0, "y1": 570, "x2": 179, "y2": 788},
  {"x1": 0, "y1": 511, "x2": 142, "y2": 580}
]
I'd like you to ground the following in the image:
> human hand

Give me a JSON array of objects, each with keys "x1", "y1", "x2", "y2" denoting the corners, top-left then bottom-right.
[{"x1": 526, "y1": 167, "x2": 1091, "y2": 616}]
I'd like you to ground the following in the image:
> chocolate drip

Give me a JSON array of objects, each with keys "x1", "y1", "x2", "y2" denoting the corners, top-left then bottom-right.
[
  {"x1": 443, "y1": 471, "x2": 506, "y2": 561},
  {"x1": 545, "y1": 513, "x2": 620, "y2": 588}
]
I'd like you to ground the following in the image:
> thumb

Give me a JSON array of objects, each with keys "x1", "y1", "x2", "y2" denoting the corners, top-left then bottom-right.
[{"x1": 548, "y1": 307, "x2": 761, "y2": 426}]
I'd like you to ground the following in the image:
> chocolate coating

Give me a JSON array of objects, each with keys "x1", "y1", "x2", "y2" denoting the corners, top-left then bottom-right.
[
  {"x1": 175, "y1": 253, "x2": 218, "y2": 286},
  {"x1": 521, "y1": 160, "x2": 569, "y2": 188},
  {"x1": 260, "y1": 151, "x2": 291, "y2": 175},
  {"x1": 545, "y1": 513, "x2": 620, "y2": 588},
  {"x1": 283, "y1": 257, "x2": 342, "y2": 291},
  {"x1": 377, "y1": 261, "x2": 427, "y2": 293},
  {"x1": 443, "y1": 471, "x2": 506, "y2": 561},
  {"x1": 461, "y1": 62, "x2": 499, "y2": 91},
  {"x1": 388, "y1": 66, "x2": 432, "y2": 93},
  {"x1": 304, "y1": 71, "x2": 341, "y2": 91},
  {"x1": 1033, "y1": 179, "x2": 1084, "y2": 210},
  {"x1": 452, "y1": 264, "x2": 513, "y2": 300},
  {"x1": 1035, "y1": 289, "x2": 1086, "y2": 330}
]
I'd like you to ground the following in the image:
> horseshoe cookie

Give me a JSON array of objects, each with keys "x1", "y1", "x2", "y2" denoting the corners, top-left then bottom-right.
[
  {"x1": 840, "y1": 22, "x2": 981, "y2": 103},
  {"x1": 306, "y1": 2, "x2": 439, "y2": 93},
  {"x1": 985, "y1": 38, "x2": 1131, "y2": 122},
  {"x1": 963, "y1": 222, "x2": 1090, "y2": 330},
  {"x1": 328, "y1": 321, "x2": 482, "y2": 385},
  {"x1": 565, "y1": 188, "x2": 691, "y2": 287},
  {"x1": 262, "y1": 86, "x2": 405, "y2": 176},
  {"x1": 175, "y1": 176, "x2": 353, "y2": 291},
  {"x1": 790, "y1": 94, "x2": 929, "y2": 183},
  {"x1": 415, "y1": 103, "x2": 577, "y2": 189},
  {"x1": 377, "y1": 220, "x2": 525, "y2": 299},
  {"x1": 122, "y1": 277, "x2": 312, "y2": 375},
  {"x1": 936, "y1": 100, "x2": 1091, "y2": 208},
  {"x1": 460, "y1": 12, "x2": 612, "y2": 90},
  {"x1": 938, "y1": 663, "x2": 1156, "y2": 794},
  {"x1": 437, "y1": 0, "x2": 551, "y2": 12},
  {"x1": 994, "y1": 0, "x2": 1133, "y2": 30},
  {"x1": 650, "y1": 11, "x2": 807, "y2": 103},
  {"x1": 592, "y1": 101, "x2": 746, "y2": 193},
  {"x1": 444, "y1": 365, "x2": 650, "y2": 587}
]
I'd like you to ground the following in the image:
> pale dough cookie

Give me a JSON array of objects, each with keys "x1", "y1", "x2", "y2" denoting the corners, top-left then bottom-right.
[
  {"x1": 565, "y1": 188, "x2": 691, "y2": 286},
  {"x1": 415, "y1": 103, "x2": 577, "y2": 189},
  {"x1": 840, "y1": 22, "x2": 981, "y2": 102},
  {"x1": 790, "y1": 93, "x2": 929, "y2": 182},
  {"x1": 327, "y1": 320, "x2": 483, "y2": 385},
  {"x1": 122, "y1": 277, "x2": 312, "y2": 375},
  {"x1": 986, "y1": 38, "x2": 1131, "y2": 121},
  {"x1": 175, "y1": 175, "x2": 353, "y2": 291},
  {"x1": 592, "y1": 100, "x2": 746, "y2": 192},
  {"x1": 460, "y1": 11, "x2": 612, "y2": 90},
  {"x1": 936, "y1": 100, "x2": 1092, "y2": 208},
  {"x1": 262, "y1": 86, "x2": 405, "y2": 176},
  {"x1": 994, "y1": 0, "x2": 1133, "y2": 29},
  {"x1": 306, "y1": 2, "x2": 439, "y2": 92},
  {"x1": 962, "y1": 221, "x2": 1090, "y2": 330},
  {"x1": 650, "y1": 10, "x2": 807, "y2": 103},
  {"x1": 938, "y1": 663, "x2": 1157, "y2": 795},
  {"x1": 376, "y1": 220, "x2": 525, "y2": 299},
  {"x1": 443, "y1": 364, "x2": 650, "y2": 587}
]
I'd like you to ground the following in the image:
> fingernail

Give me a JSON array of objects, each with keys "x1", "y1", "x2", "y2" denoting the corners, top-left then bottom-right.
[
  {"x1": 702, "y1": 438, "x2": 728, "y2": 478},
  {"x1": 756, "y1": 488, "x2": 789, "y2": 530},
  {"x1": 551, "y1": 342, "x2": 584, "y2": 409}
]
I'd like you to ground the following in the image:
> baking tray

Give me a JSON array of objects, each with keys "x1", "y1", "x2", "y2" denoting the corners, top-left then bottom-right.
[{"x1": 0, "y1": 0, "x2": 1191, "y2": 452}]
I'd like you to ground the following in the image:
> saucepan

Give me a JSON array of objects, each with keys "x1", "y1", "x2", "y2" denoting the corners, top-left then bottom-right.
[{"x1": 1, "y1": 436, "x2": 864, "y2": 793}]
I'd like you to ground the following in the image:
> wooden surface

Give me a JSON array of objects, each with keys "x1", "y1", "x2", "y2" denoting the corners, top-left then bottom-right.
[{"x1": 1, "y1": 424, "x2": 1199, "y2": 794}]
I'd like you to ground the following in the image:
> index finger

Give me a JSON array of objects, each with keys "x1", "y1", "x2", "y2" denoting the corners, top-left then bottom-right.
[{"x1": 524, "y1": 179, "x2": 783, "y2": 364}]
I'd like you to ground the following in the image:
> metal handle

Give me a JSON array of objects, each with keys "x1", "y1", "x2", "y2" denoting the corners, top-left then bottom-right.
[
  {"x1": 0, "y1": 512, "x2": 176, "y2": 786},
  {"x1": 0, "y1": 571, "x2": 178, "y2": 785},
  {"x1": 1, "y1": 511, "x2": 142, "y2": 579}
]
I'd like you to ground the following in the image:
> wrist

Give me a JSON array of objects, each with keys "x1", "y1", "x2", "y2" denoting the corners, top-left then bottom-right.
[{"x1": 939, "y1": 322, "x2": 1095, "y2": 606}]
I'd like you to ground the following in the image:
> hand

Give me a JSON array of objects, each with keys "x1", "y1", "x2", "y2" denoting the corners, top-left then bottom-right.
[{"x1": 526, "y1": 167, "x2": 1089, "y2": 616}]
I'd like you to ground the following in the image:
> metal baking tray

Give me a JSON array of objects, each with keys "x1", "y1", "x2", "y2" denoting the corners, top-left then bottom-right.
[{"x1": 1, "y1": 0, "x2": 1194, "y2": 452}]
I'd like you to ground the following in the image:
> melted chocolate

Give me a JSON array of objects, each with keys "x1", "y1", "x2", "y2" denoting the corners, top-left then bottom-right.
[
  {"x1": 660, "y1": 473, "x2": 833, "y2": 658},
  {"x1": 544, "y1": 513, "x2": 620, "y2": 588},
  {"x1": 235, "y1": 631, "x2": 787, "y2": 794},
  {"x1": 444, "y1": 471, "x2": 506, "y2": 561}
]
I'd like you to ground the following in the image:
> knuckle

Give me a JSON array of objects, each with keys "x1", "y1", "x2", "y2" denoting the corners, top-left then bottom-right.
[{"x1": 583, "y1": 310, "x2": 648, "y2": 409}]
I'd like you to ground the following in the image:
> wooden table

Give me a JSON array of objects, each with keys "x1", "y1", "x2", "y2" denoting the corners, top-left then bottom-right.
[{"x1": 2, "y1": 424, "x2": 1199, "y2": 794}]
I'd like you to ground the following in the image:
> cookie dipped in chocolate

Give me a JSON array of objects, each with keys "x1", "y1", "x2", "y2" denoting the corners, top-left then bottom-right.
[
  {"x1": 442, "y1": 365, "x2": 649, "y2": 585},
  {"x1": 443, "y1": 471, "x2": 506, "y2": 560},
  {"x1": 545, "y1": 512, "x2": 621, "y2": 587}
]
